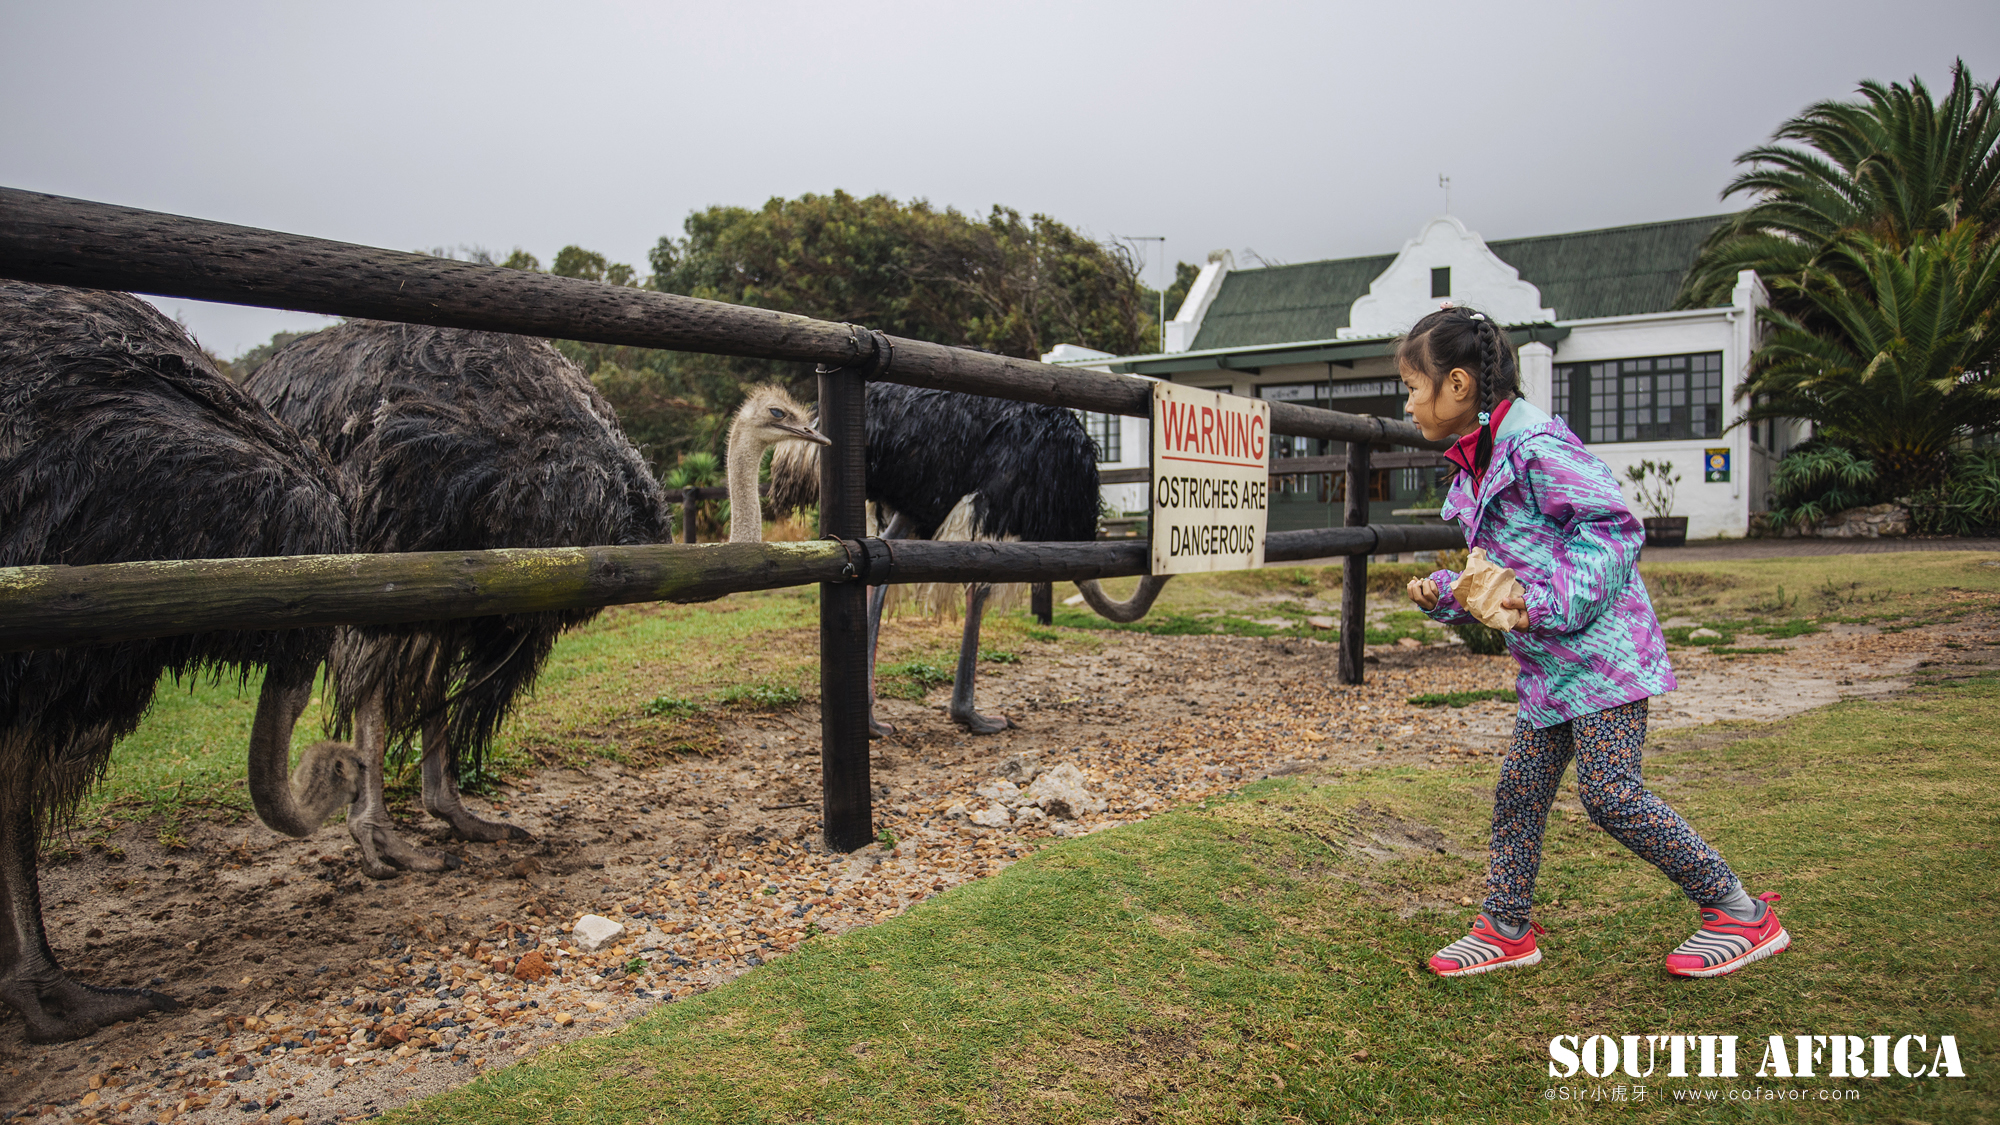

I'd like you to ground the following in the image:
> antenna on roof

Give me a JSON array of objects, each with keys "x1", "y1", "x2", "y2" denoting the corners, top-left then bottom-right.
[{"x1": 1439, "y1": 174, "x2": 1452, "y2": 214}]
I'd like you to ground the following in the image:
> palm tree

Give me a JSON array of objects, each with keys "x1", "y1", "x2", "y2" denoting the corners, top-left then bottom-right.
[
  {"x1": 1738, "y1": 223, "x2": 2000, "y2": 493},
  {"x1": 665, "y1": 450, "x2": 727, "y2": 540},
  {"x1": 1678, "y1": 61, "x2": 2000, "y2": 309}
]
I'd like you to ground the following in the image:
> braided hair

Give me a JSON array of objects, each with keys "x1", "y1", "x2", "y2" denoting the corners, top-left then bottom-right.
[{"x1": 1395, "y1": 305, "x2": 1519, "y2": 475}]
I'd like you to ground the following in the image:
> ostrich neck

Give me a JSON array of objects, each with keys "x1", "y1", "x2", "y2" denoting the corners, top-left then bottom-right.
[{"x1": 727, "y1": 431, "x2": 765, "y2": 543}]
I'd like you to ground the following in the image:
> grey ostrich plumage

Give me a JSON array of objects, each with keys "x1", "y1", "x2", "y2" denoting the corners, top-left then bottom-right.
[
  {"x1": 245, "y1": 321, "x2": 670, "y2": 781},
  {"x1": 0, "y1": 282, "x2": 352, "y2": 837},
  {"x1": 0, "y1": 280, "x2": 351, "y2": 1042}
]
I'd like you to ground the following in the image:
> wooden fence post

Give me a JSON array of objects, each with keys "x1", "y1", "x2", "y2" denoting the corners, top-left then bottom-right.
[
  {"x1": 681, "y1": 492, "x2": 698, "y2": 545},
  {"x1": 1030, "y1": 583, "x2": 1053, "y2": 626},
  {"x1": 1337, "y1": 440, "x2": 1372, "y2": 685},
  {"x1": 817, "y1": 363, "x2": 874, "y2": 852}
]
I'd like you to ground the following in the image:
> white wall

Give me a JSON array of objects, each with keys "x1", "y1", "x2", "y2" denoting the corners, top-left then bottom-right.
[
  {"x1": 1553, "y1": 305, "x2": 1748, "y2": 539},
  {"x1": 1342, "y1": 215, "x2": 1554, "y2": 338}
]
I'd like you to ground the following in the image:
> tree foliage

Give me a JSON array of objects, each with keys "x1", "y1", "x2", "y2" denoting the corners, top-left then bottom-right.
[
  {"x1": 1679, "y1": 60, "x2": 2000, "y2": 309},
  {"x1": 1739, "y1": 223, "x2": 2000, "y2": 492},
  {"x1": 648, "y1": 190, "x2": 1153, "y2": 361}
]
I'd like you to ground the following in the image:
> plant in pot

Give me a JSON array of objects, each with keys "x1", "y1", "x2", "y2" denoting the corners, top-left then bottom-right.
[{"x1": 1624, "y1": 459, "x2": 1686, "y2": 546}]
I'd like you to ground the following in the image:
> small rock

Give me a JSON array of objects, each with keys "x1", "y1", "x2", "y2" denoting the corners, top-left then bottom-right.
[
  {"x1": 512, "y1": 950, "x2": 552, "y2": 982},
  {"x1": 571, "y1": 915, "x2": 625, "y2": 952},
  {"x1": 1396, "y1": 636, "x2": 1423, "y2": 649},
  {"x1": 974, "y1": 778, "x2": 1020, "y2": 802},
  {"x1": 1459, "y1": 896, "x2": 1474, "y2": 906},
  {"x1": 943, "y1": 802, "x2": 970, "y2": 822},
  {"x1": 1013, "y1": 805, "x2": 1048, "y2": 825},
  {"x1": 510, "y1": 858, "x2": 542, "y2": 879},
  {"x1": 1307, "y1": 615, "x2": 1336, "y2": 630},
  {"x1": 1689, "y1": 627, "x2": 1723, "y2": 640},
  {"x1": 996, "y1": 752, "x2": 1043, "y2": 785},
  {"x1": 1062, "y1": 592, "x2": 1086, "y2": 606},
  {"x1": 1024, "y1": 762, "x2": 1107, "y2": 820},
  {"x1": 968, "y1": 803, "x2": 1012, "y2": 828}
]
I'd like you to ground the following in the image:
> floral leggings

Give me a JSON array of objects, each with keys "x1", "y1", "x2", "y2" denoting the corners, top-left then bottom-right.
[{"x1": 1484, "y1": 698, "x2": 1737, "y2": 924}]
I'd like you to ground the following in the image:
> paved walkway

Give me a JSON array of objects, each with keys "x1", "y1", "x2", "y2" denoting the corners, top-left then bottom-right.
[{"x1": 1638, "y1": 536, "x2": 2000, "y2": 562}]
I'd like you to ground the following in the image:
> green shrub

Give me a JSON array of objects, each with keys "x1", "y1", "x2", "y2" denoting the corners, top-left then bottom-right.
[
  {"x1": 1909, "y1": 449, "x2": 2000, "y2": 535},
  {"x1": 1452, "y1": 623, "x2": 1509, "y2": 654},
  {"x1": 1767, "y1": 441, "x2": 1888, "y2": 529}
]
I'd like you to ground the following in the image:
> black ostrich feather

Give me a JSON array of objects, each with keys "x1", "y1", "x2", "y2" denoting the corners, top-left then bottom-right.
[
  {"x1": 768, "y1": 383, "x2": 1101, "y2": 542},
  {"x1": 0, "y1": 282, "x2": 352, "y2": 840},
  {"x1": 245, "y1": 322, "x2": 669, "y2": 780}
]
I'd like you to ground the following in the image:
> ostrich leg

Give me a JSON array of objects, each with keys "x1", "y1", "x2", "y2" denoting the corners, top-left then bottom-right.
[
  {"x1": 0, "y1": 755, "x2": 176, "y2": 1043},
  {"x1": 864, "y1": 512, "x2": 916, "y2": 739},
  {"x1": 345, "y1": 691, "x2": 458, "y2": 879},
  {"x1": 422, "y1": 713, "x2": 532, "y2": 842},
  {"x1": 948, "y1": 583, "x2": 1014, "y2": 734}
]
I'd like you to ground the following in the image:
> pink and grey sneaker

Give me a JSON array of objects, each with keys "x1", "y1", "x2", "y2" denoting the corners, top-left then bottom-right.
[
  {"x1": 1665, "y1": 892, "x2": 1790, "y2": 978},
  {"x1": 1427, "y1": 914, "x2": 1546, "y2": 977}
]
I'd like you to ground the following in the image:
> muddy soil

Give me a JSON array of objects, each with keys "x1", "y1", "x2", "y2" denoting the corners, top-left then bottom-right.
[{"x1": 5, "y1": 607, "x2": 1996, "y2": 1123}]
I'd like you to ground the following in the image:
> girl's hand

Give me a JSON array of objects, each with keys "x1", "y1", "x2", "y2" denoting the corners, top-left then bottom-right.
[
  {"x1": 1502, "y1": 592, "x2": 1531, "y2": 631},
  {"x1": 1407, "y1": 577, "x2": 1440, "y2": 611}
]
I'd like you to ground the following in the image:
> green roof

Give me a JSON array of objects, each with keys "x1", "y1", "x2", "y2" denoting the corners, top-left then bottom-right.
[{"x1": 1188, "y1": 215, "x2": 1731, "y2": 351}]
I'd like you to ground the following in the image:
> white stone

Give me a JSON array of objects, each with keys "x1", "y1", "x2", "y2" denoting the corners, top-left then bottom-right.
[
  {"x1": 1062, "y1": 592, "x2": 1087, "y2": 606},
  {"x1": 570, "y1": 915, "x2": 625, "y2": 952},
  {"x1": 968, "y1": 803, "x2": 1013, "y2": 828},
  {"x1": 1014, "y1": 805, "x2": 1048, "y2": 825},
  {"x1": 1024, "y1": 762, "x2": 1107, "y2": 820},
  {"x1": 943, "y1": 802, "x2": 970, "y2": 821},
  {"x1": 975, "y1": 778, "x2": 1020, "y2": 802},
  {"x1": 1689, "y1": 627, "x2": 1723, "y2": 639},
  {"x1": 997, "y1": 753, "x2": 1043, "y2": 785}
]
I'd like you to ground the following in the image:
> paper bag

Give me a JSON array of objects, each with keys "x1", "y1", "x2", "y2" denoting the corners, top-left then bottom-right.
[{"x1": 1452, "y1": 548, "x2": 1526, "y2": 631}]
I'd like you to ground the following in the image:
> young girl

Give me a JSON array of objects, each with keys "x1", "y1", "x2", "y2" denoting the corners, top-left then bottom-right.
[{"x1": 1398, "y1": 305, "x2": 1787, "y2": 979}]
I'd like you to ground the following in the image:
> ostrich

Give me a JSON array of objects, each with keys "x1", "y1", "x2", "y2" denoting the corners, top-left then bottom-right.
[
  {"x1": 769, "y1": 382, "x2": 1172, "y2": 736},
  {"x1": 245, "y1": 322, "x2": 677, "y2": 877},
  {"x1": 0, "y1": 282, "x2": 355, "y2": 1043},
  {"x1": 723, "y1": 385, "x2": 830, "y2": 543}
]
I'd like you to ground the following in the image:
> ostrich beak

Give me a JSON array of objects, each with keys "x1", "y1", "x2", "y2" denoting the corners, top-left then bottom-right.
[{"x1": 784, "y1": 424, "x2": 832, "y2": 446}]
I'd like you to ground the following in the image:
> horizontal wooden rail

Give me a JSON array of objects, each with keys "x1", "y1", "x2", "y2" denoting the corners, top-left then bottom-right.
[
  {"x1": 0, "y1": 524, "x2": 1463, "y2": 653},
  {"x1": 0, "y1": 188, "x2": 1444, "y2": 450},
  {"x1": 1099, "y1": 450, "x2": 1451, "y2": 486}
]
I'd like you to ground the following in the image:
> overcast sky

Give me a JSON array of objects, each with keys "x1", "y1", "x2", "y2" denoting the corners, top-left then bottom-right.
[{"x1": 4, "y1": 0, "x2": 1997, "y2": 359}]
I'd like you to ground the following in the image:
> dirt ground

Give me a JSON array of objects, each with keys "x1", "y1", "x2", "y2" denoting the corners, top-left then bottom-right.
[{"x1": 6, "y1": 601, "x2": 1998, "y2": 1123}]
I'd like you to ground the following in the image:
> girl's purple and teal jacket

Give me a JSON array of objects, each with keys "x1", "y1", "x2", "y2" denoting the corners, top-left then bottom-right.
[{"x1": 1419, "y1": 399, "x2": 1675, "y2": 728}]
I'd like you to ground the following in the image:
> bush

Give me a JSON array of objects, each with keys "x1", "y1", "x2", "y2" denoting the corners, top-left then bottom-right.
[
  {"x1": 1909, "y1": 449, "x2": 2000, "y2": 535},
  {"x1": 1766, "y1": 440, "x2": 1886, "y2": 529},
  {"x1": 1453, "y1": 623, "x2": 1510, "y2": 654}
]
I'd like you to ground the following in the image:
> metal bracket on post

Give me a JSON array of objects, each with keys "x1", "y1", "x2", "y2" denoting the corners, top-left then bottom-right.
[
  {"x1": 816, "y1": 328, "x2": 889, "y2": 852},
  {"x1": 1337, "y1": 435, "x2": 1374, "y2": 685}
]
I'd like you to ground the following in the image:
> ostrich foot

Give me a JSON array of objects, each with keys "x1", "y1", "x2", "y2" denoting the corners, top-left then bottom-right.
[
  {"x1": 949, "y1": 707, "x2": 1015, "y2": 735},
  {"x1": 869, "y1": 716, "x2": 896, "y2": 739},
  {"x1": 349, "y1": 817, "x2": 461, "y2": 880},
  {"x1": 0, "y1": 970, "x2": 176, "y2": 1044},
  {"x1": 419, "y1": 739, "x2": 533, "y2": 843},
  {"x1": 430, "y1": 803, "x2": 533, "y2": 844}
]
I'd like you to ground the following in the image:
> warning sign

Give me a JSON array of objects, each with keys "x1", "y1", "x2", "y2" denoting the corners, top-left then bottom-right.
[{"x1": 1151, "y1": 382, "x2": 1269, "y2": 574}]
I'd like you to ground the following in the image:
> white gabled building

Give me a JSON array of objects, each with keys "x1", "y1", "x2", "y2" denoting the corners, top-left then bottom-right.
[{"x1": 1049, "y1": 215, "x2": 1808, "y2": 540}]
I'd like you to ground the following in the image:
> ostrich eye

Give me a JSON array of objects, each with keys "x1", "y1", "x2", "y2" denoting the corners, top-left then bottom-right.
[{"x1": 768, "y1": 407, "x2": 785, "y2": 420}]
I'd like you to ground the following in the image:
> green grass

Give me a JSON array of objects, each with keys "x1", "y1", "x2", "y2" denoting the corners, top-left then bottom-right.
[
  {"x1": 1406, "y1": 688, "x2": 1518, "y2": 708},
  {"x1": 388, "y1": 675, "x2": 2000, "y2": 1124}
]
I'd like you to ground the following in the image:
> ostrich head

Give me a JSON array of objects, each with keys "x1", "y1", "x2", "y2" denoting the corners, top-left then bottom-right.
[
  {"x1": 729, "y1": 385, "x2": 829, "y2": 451},
  {"x1": 725, "y1": 385, "x2": 827, "y2": 542}
]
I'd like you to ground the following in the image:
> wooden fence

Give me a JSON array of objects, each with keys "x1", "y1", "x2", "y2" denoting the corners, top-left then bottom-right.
[{"x1": 0, "y1": 187, "x2": 1466, "y2": 851}]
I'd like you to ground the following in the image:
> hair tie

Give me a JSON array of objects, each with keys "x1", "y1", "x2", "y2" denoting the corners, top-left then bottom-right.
[
  {"x1": 1469, "y1": 312, "x2": 1487, "y2": 322},
  {"x1": 1478, "y1": 411, "x2": 1492, "y2": 426}
]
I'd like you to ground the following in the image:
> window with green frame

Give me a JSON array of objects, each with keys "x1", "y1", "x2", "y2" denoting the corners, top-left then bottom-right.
[{"x1": 1553, "y1": 352, "x2": 1723, "y2": 443}]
